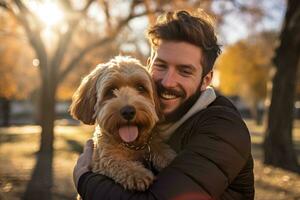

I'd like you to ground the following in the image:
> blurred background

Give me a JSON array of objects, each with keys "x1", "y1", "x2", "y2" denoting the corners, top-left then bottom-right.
[{"x1": 0, "y1": 0, "x2": 299, "y2": 199}]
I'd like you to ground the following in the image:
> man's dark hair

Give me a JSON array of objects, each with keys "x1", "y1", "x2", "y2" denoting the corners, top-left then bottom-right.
[{"x1": 147, "y1": 10, "x2": 221, "y2": 76}]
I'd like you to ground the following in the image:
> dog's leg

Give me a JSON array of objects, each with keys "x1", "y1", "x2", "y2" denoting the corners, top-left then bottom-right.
[{"x1": 93, "y1": 152, "x2": 154, "y2": 191}]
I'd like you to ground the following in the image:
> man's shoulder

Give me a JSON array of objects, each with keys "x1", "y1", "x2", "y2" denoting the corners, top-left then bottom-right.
[
  {"x1": 170, "y1": 94, "x2": 250, "y2": 154},
  {"x1": 193, "y1": 94, "x2": 242, "y2": 121},
  {"x1": 182, "y1": 94, "x2": 251, "y2": 157},
  {"x1": 208, "y1": 94, "x2": 239, "y2": 111},
  {"x1": 175, "y1": 94, "x2": 246, "y2": 134},
  {"x1": 194, "y1": 94, "x2": 249, "y2": 136}
]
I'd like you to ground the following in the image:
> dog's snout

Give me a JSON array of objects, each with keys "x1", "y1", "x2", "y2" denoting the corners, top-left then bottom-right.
[{"x1": 120, "y1": 106, "x2": 136, "y2": 121}]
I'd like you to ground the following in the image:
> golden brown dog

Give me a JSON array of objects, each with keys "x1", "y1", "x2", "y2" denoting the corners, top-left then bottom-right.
[{"x1": 70, "y1": 56, "x2": 176, "y2": 191}]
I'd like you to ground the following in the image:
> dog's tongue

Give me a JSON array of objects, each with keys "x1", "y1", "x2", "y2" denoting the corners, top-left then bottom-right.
[{"x1": 118, "y1": 126, "x2": 138, "y2": 143}]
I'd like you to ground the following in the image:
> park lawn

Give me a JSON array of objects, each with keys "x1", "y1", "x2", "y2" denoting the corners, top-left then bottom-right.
[{"x1": 0, "y1": 121, "x2": 299, "y2": 200}]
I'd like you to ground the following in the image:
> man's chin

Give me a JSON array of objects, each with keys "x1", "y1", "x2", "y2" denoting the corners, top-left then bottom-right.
[
  {"x1": 160, "y1": 101, "x2": 182, "y2": 122},
  {"x1": 163, "y1": 109, "x2": 184, "y2": 123},
  {"x1": 162, "y1": 103, "x2": 186, "y2": 123},
  {"x1": 160, "y1": 100, "x2": 180, "y2": 113},
  {"x1": 162, "y1": 90, "x2": 202, "y2": 123},
  {"x1": 162, "y1": 108, "x2": 176, "y2": 117}
]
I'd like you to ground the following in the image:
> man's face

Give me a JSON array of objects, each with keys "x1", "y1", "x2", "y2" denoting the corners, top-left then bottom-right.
[{"x1": 149, "y1": 40, "x2": 212, "y2": 118}]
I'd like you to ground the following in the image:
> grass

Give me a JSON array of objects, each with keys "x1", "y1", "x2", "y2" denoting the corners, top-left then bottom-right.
[
  {"x1": 0, "y1": 124, "x2": 93, "y2": 200},
  {"x1": 0, "y1": 121, "x2": 300, "y2": 200}
]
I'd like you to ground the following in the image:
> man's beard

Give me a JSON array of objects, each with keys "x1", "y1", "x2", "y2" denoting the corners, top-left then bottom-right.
[{"x1": 156, "y1": 81, "x2": 202, "y2": 123}]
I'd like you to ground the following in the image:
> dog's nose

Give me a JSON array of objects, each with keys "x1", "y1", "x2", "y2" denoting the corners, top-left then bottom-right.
[{"x1": 120, "y1": 106, "x2": 136, "y2": 121}]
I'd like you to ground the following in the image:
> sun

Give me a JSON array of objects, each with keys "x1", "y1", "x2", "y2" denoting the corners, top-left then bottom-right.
[{"x1": 32, "y1": 1, "x2": 65, "y2": 28}]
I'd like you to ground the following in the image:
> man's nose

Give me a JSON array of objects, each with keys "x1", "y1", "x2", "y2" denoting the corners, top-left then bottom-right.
[{"x1": 161, "y1": 69, "x2": 176, "y2": 88}]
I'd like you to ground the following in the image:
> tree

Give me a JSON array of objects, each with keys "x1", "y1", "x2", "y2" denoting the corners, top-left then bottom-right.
[
  {"x1": 0, "y1": 12, "x2": 37, "y2": 126},
  {"x1": 0, "y1": 0, "x2": 160, "y2": 155},
  {"x1": 215, "y1": 31, "x2": 277, "y2": 113},
  {"x1": 0, "y1": 0, "x2": 270, "y2": 198},
  {"x1": 0, "y1": 0, "x2": 163, "y2": 199},
  {"x1": 0, "y1": 0, "x2": 266, "y2": 153},
  {"x1": 263, "y1": 0, "x2": 300, "y2": 173}
]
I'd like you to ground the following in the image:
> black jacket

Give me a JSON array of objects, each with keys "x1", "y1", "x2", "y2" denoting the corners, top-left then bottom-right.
[{"x1": 77, "y1": 95, "x2": 255, "y2": 200}]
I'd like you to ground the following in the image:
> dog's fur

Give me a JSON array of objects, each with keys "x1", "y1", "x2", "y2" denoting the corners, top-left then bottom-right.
[{"x1": 70, "y1": 56, "x2": 176, "y2": 191}]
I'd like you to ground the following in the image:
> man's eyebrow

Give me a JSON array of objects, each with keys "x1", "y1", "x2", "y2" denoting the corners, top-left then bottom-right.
[
  {"x1": 153, "y1": 57, "x2": 167, "y2": 63},
  {"x1": 177, "y1": 64, "x2": 196, "y2": 72},
  {"x1": 154, "y1": 57, "x2": 196, "y2": 71}
]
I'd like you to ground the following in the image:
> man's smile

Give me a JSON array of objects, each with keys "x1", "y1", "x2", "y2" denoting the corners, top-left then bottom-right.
[{"x1": 159, "y1": 91, "x2": 179, "y2": 100}]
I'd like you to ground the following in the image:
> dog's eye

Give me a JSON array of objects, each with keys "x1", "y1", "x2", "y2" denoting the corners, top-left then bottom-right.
[
  {"x1": 137, "y1": 85, "x2": 146, "y2": 93},
  {"x1": 105, "y1": 87, "x2": 117, "y2": 97}
]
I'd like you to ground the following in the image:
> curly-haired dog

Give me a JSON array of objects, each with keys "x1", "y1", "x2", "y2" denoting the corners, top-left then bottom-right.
[{"x1": 70, "y1": 56, "x2": 176, "y2": 191}]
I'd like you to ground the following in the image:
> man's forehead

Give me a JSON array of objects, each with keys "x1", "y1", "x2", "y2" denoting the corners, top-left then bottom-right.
[{"x1": 154, "y1": 42, "x2": 202, "y2": 65}]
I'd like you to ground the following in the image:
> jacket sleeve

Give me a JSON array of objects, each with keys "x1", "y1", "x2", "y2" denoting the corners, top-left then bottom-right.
[
  {"x1": 170, "y1": 106, "x2": 252, "y2": 198},
  {"x1": 77, "y1": 107, "x2": 251, "y2": 200}
]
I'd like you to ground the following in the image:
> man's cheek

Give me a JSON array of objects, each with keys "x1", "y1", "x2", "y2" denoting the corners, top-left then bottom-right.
[{"x1": 151, "y1": 70, "x2": 165, "y2": 80}]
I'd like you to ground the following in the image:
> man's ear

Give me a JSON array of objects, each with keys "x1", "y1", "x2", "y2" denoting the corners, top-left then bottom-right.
[{"x1": 200, "y1": 71, "x2": 213, "y2": 91}]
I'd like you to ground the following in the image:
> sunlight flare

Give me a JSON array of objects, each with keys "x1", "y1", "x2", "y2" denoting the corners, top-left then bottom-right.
[{"x1": 31, "y1": 1, "x2": 65, "y2": 28}]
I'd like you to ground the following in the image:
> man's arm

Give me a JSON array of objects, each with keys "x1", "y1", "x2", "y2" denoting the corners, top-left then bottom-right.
[
  {"x1": 74, "y1": 140, "x2": 211, "y2": 200},
  {"x1": 73, "y1": 139, "x2": 94, "y2": 188},
  {"x1": 74, "y1": 108, "x2": 251, "y2": 200},
  {"x1": 74, "y1": 139, "x2": 211, "y2": 199}
]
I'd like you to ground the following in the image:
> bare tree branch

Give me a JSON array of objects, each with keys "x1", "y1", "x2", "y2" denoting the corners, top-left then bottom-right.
[
  {"x1": 101, "y1": 0, "x2": 112, "y2": 33},
  {"x1": 82, "y1": 0, "x2": 95, "y2": 13},
  {"x1": 13, "y1": 0, "x2": 48, "y2": 75},
  {"x1": 50, "y1": 24, "x2": 77, "y2": 86},
  {"x1": 58, "y1": 6, "x2": 160, "y2": 84},
  {"x1": 51, "y1": 0, "x2": 96, "y2": 85},
  {"x1": 58, "y1": 37, "x2": 113, "y2": 84},
  {"x1": 143, "y1": 0, "x2": 156, "y2": 25},
  {"x1": 0, "y1": 0, "x2": 9, "y2": 10},
  {"x1": 0, "y1": 1, "x2": 20, "y2": 20},
  {"x1": 221, "y1": 0, "x2": 264, "y2": 15},
  {"x1": 59, "y1": 0, "x2": 73, "y2": 12}
]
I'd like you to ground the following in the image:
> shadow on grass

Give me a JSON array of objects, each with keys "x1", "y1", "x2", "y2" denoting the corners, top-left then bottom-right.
[
  {"x1": 0, "y1": 134, "x2": 22, "y2": 143},
  {"x1": 23, "y1": 151, "x2": 53, "y2": 200},
  {"x1": 255, "y1": 179, "x2": 300, "y2": 198}
]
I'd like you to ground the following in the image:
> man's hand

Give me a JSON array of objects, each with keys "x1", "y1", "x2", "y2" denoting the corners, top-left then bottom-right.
[{"x1": 73, "y1": 139, "x2": 94, "y2": 188}]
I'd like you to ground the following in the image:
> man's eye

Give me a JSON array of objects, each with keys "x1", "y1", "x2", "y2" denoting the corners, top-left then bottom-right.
[
  {"x1": 179, "y1": 69, "x2": 192, "y2": 76},
  {"x1": 154, "y1": 63, "x2": 167, "y2": 70}
]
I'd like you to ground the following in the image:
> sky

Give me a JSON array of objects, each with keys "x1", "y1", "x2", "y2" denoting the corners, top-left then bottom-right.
[
  {"x1": 219, "y1": 0, "x2": 286, "y2": 44},
  {"x1": 24, "y1": 0, "x2": 287, "y2": 56},
  {"x1": 123, "y1": 0, "x2": 287, "y2": 56}
]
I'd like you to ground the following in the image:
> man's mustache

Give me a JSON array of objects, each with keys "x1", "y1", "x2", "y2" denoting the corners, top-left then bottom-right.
[{"x1": 155, "y1": 81, "x2": 186, "y2": 98}]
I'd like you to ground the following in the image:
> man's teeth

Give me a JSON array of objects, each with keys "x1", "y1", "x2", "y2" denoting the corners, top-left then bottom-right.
[{"x1": 161, "y1": 92, "x2": 177, "y2": 99}]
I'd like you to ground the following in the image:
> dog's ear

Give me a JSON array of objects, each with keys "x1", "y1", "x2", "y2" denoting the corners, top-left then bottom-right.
[{"x1": 70, "y1": 65, "x2": 104, "y2": 125}]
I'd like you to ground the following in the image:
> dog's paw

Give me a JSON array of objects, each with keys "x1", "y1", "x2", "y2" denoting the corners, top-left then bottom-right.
[
  {"x1": 122, "y1": 167, "x2": 154, "y2": 191},
  {"x1": 153, "y1": 147, "x2": 177, "y2": 170}
]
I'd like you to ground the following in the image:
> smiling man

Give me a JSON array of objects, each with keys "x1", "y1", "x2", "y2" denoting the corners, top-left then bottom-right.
[
  {"x1": 73, "y1": 10, "x2": 254, "y2": 200},
  {"x1": 149, "y1": 41, "x2": 212, "y2": 122}
]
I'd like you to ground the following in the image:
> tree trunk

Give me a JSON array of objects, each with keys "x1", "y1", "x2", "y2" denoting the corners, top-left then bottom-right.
[
  {"x1": 263, "y1": 0, "x2": 300, "y2": 173},
  {"x1": 0, "y1": 97, "x2": 11, "y2": 127},
  {"x1": 23, "y1": 72, "x2": 56, "y2": 200},
  {"x1": 39, "y1": 80, "x2": 56, "y2": 154}
]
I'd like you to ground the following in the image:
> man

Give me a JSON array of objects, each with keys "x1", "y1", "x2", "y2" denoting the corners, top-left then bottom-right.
[{"x1": 73, "y1": 10, "x2": 254, "y2": 200}]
